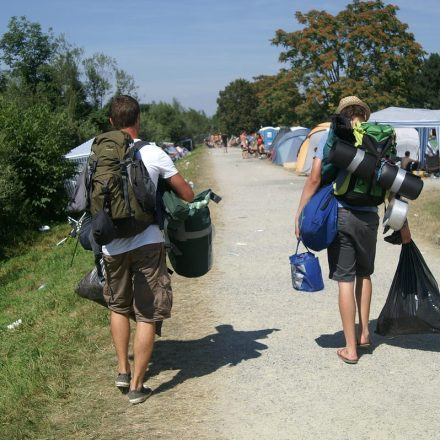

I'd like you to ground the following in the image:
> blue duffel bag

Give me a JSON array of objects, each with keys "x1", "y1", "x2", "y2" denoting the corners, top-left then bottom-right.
[
  {"x1": 289, "y1": 240, "x2": 324, "y2": 292},
  {"x1": 299, "y1": 184, "x2": 338, "y2": 252}
]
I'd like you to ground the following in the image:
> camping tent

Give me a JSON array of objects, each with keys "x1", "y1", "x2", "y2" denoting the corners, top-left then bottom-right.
[
  {"x1": 296, "y1": 122, "x2": 331, "y2": 174},
  {"x1": 65, "y1": 138, "x2": 94, "y2": 167},
  {"x1": 64, "y1": 138, "x2": 94, "y2": 197},
  {"x1": 395, "y1": 128, "x2": 420, "y2": 159},
  {"x1": 271, "y1": 128, "x2": 309, "y2": 165},
  {"x1": 263, "y1": 126, "x2": 289, "y2": 151},
  {"x1": 259, "y1": 127, "x2": 279, "y2": 149},
  {"x1": 369, "y1": 107, "x2": 440, "y2": 166}
]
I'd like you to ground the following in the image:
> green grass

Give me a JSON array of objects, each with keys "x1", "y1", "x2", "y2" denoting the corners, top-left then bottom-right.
[
  {"x1": 409, "y1": 185, "x2": 440, "y2": 244},
  {"x1": 0, "y1": 224, "x2": 109, "y2": 438},
  {"x1": 175, "y1": 144, "x2": 206, "y2": 184},
  {"x1": 0, "y1": 145, "x2": 207, "y2": 439}
]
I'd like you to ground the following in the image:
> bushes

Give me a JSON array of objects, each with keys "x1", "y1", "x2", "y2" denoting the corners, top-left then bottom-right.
[{"x1": 0, "y1": 97, "x2": 77, "y2": 250}]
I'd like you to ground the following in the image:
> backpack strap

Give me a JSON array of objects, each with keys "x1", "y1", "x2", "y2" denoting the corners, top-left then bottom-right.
[
  {"x1": 119, "y1": 160, "x2": 132, "y2": 214},
  {"x1": 134, "y1": 140, "x2": 152, "y2": 151}
]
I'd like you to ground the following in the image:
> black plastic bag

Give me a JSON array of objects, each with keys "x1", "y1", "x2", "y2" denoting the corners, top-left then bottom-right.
[
  {"x1": 75, "y1": 264, "x2": 107, "y2": 307},
  {"x1": 74, "y1": 261, "x2": 162, "y2": 335},
  {"x1": 376, "y1": 241, "x2": 440, "y2": 336}
]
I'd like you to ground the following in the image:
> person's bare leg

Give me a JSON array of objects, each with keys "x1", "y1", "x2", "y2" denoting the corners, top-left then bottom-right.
[
  {"x1": 338, "y1": 281, "x2": 358, "y2": 360},
  {"x1": 131, "y1": 321, "x2": 155, "y2": 390},
  {"x1": 111, "y1": 311, "x2": 131, "y2": 373},
  {"x1": 355, "y1": 276, "x2": 372, "y2": 345}
]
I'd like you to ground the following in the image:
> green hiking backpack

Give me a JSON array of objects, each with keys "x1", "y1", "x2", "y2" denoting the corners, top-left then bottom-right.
[
  {"x1": 322, "y1": 116, "x2": 396, "y2": 206},
  {"x1": 88, "y1": 131, "x2": 157, "y2": 243}
]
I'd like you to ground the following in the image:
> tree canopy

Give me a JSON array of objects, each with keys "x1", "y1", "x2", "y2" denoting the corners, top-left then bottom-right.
[
  {"x1": 215, "y1": 78, "x2": 260, "y2": 134},
  {"x1": 271, "y1": 0, "x2": 424, "y2": 126},
  {"x1": 253, "y1": 70, "x2": 301, "y2": 127},
  {"x1": 411, "y1": 53, "x2": 440, "y2": 109},
  {"x1": 0, "y1": 16, "x2": 211, "y2": 254}
]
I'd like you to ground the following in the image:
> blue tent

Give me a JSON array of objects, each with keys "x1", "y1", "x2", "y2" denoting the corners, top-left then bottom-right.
[
  {"x1": 272, "y1": 128, "x2": 310, "y2": 165},
  {"x1": 259, "y1": 127, "x2": 279, "y2": 149}
]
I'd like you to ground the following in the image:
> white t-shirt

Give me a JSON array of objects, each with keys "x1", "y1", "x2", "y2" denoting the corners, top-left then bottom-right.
[{"x1": 102, "y1": 139, "x2": 178, "y2": 256}]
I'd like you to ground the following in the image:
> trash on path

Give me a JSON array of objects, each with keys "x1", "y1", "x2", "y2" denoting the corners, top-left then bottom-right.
[
  {"x1": 256, "y1": 229, "x2": 264, "y2": 232},
  {"x1": 236, "y1": 242, "x2": 247, "y2": 246},
  {"x1": 228, "y1": 252, "x2": 240, "y2": 256},
  {"x1": 7, "y1": 319, "x2": 22, "y2": 330},
  {"x1": 39, "y1": 225, "x2": 50, "y2": 232}
]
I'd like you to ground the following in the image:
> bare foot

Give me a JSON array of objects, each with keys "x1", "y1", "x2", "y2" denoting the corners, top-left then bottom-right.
[{"x1": 337, "y1": 348, "x2": 358, "y2": 364}]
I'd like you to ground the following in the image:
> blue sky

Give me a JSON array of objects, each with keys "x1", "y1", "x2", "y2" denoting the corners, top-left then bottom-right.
[{"x1": 1, "y1": 0, "x2": 439, "y2": 115}]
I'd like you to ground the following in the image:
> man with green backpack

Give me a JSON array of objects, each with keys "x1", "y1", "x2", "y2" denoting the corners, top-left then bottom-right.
[
  {"x1": 98, "y1": 95, "x2": 193, "y2": 404},
  {"x1": 295, "y1": 96, "x2": 411, "y2": 365}
]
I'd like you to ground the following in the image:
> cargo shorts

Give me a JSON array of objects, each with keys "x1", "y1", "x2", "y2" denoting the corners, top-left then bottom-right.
[
  {"x1": 327, "y1": 208, "x2": 379, "y2": 282},
  {"x1": 103, "y1": 243, "x2": 172, "y2": 322}
]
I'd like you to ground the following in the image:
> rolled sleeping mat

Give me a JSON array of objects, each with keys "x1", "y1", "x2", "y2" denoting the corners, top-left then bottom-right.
[
  {"x1": 328, "y1": 139, "x2": 377, "y2": 181},
  {"x1": 378, "y1": 162, "x2": 423, "y2": 200},
  {"x1": 383, "y1": 198, "x2": 408, "y2": 231}
]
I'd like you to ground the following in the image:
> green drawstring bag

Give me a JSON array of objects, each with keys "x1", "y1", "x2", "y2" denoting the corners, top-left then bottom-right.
[{"x1": 161, "y1": 188, "x2": 221, "y2": 278}]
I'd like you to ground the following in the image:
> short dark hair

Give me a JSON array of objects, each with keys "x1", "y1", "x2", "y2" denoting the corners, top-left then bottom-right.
[
  {"x1": 110, "y1": 95, "x2": 140, "y2": 129},
  {"x1": 340, "y1": 105, "x2": 367, "y2": 121},
  {"x1": 405, "y1": 151, "x2": 410, "y2": 157}
]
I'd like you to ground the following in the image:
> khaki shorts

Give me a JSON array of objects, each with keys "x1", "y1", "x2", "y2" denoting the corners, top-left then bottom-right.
[{"x1": 103, "y1": 243, "x2": 172, "y2": 322}]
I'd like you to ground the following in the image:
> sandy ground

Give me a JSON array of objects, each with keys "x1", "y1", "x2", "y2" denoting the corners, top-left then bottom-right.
[{"x1": 75, "y1": 147, "x2": 440, "y2": 440}]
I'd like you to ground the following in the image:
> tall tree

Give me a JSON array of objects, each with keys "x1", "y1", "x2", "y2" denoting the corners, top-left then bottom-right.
[
  {"x1": 411, "y1": 53, "x2": 440, "y2": 109},
  {"x1": 216, "y1": 78, "x2": 260, "y2": 134},
  {"x1": 115, "y1": 68, "x2": 138, "y2": 97},
  {"x1": 0, "y1": 16, "x2": 56, "y2": 91},
  {"x1": 38, "y1": 37, "x2": 87, "y2": 118},
  {"x1": 253, "y1": 70, "x2": 302, "y2": 126},
  {"x1": 83, "y1": 53, "x2": 116, "y2": 109},
  {"x1": 272, "y1": 0, "x2": 424, "y2": 126}
]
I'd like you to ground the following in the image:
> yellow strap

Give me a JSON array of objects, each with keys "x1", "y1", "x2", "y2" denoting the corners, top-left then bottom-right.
[
  {"x1": 333, "y1": 172, "x2": 352, "y2": 195},
  {"x1": 353, "y1": 121, "x2": 364, "y2": 147}
]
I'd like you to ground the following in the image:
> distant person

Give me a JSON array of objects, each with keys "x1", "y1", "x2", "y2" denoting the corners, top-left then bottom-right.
[
  {"x1": 240, "y1": 131, "x2": 249, "y2": 159},
  {"x1": 400, "y1": 150, "x2": 417, "y2": 171},
  {"x1": 104, "y1": 95, "x2": 193, "y2": 404},
  {"x1": 256, "y1": 133, "x2": 265, "y2": 158},
  {"x1": 221, "y1": 133, "x2": 228, "y2": 153}
]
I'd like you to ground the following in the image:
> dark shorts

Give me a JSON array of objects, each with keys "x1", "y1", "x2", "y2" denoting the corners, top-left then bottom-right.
[
  {"x1": 327, "y1": 208, "x2": 379, "y2": 282},
  {"x1": 103, "y1": 243, "x2": 172, "y2": 322}
]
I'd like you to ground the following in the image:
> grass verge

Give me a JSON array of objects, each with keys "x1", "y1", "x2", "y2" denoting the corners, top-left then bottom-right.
[
  {"x1": 407, "y1": 184, "x2": 440, "y2": 245},
  {"x1": 0, "y1": 145, "x2": 207, "y2": 439}
]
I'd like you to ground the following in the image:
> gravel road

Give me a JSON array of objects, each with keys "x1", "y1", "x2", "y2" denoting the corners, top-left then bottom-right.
[{"x1": 102, "y1": 147, "x2": 440, "y2": 440}]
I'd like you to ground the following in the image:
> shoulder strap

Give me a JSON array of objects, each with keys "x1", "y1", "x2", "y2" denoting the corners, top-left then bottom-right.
[{"x1": 134, "y1": 140, "x2": 151, "y2": 149}]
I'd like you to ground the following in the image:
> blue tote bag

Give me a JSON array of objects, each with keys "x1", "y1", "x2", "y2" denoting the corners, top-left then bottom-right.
[
  {"x1": 299, "y1": 184, "x2": 338, "y2": 252},
  {"x1": 289, "y1": 240, "x2": 324, "y2": 292}
]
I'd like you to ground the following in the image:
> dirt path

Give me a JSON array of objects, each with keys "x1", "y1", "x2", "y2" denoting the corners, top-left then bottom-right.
[{"x1": 62, "y1": 147, "x2": 440, "y2": 440}]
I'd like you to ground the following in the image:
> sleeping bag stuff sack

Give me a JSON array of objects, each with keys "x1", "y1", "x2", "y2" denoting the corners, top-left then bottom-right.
[
  {"x1": 299, "y1": 184, "x2": 338, "y2": 251},
  {"x1": 162, "y1": 188, "x2": 221, "y2": 278}
]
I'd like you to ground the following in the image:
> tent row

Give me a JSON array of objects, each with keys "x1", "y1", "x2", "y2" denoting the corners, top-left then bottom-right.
[
  {"x1": 258, "y1": 123, "x2": 330, "y2": 174},
  {"x1": 259, "y1": 106, "x2": 440, "y2": 175}
]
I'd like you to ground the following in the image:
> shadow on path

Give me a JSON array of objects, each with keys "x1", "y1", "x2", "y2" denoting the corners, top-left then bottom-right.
[
  {"x1": 150, "y1": 324, "x2": 279, "y2": 395},
  {"x1": 315, "y1": 319, "x2": 440, "y2": 353}
]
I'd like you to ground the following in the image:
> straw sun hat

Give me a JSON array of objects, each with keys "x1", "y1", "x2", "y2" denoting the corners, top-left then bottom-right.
[{"x1": 336, "y1": 96, "x2": 370, "y2": 120}]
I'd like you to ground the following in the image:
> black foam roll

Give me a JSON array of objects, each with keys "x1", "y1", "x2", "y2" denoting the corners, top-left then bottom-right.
[
  {"x1": 328, "y1": 140, "x2": 377, "y2": 181},
  {"x1": 378, "y1": 162, "x2": 423, "y2": 200}
]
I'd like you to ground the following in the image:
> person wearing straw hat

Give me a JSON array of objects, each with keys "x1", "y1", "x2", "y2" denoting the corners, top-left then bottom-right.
[{"x1": 295, "y1": 95, "x2": 411, "y2": 364}]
